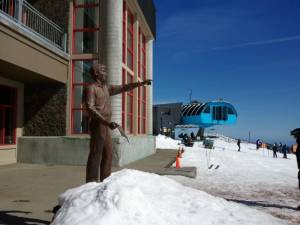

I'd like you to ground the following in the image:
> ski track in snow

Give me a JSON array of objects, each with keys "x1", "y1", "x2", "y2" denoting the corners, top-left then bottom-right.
[{"x1": 161, "y1": 137, "x2": 300, "y2": 225}]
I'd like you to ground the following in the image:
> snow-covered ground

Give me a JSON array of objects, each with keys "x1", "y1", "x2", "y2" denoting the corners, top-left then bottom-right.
[
  {"x1": 51, "y1": 135, "x2": 299, "y2": 225},
  {"x1": 156, "y1": 134, "x2": 182, "y2": 149},
  {"x1": 158, "y1": 135, "x2": 299, "y2": 225},
  {"x1": 52, "y1": 169, "x2": 288, "y2": 225}
]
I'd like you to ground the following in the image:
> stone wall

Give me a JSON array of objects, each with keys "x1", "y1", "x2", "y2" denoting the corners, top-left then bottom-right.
[{"x1": 23, "y1": 83, "x2": 66, "y2": 136}]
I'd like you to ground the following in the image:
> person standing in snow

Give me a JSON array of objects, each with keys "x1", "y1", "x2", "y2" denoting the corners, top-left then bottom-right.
[
  {"x1": 237, "y1": 139, "x2": 241, "y2": 152},
  {"x1": 190, "y1": 132, "x2": 195, "y2": 141},
  {"x1": 282, "y1": 144, "x2": 288, "y2": 159},
  {"x1": 291, "y1": 128, "x2": 300, "y2": 190},
  {"x1": 272, "y1": 143, "x2": 278, "y2": 158},
  {"x1": 256, "y1": 139, "x2": 262, "y2": 150}
]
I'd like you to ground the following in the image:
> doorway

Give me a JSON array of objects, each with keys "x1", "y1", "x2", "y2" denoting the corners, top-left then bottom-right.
[{"x1": 0, "y1": 85, "x2": 17, "y2": 145}]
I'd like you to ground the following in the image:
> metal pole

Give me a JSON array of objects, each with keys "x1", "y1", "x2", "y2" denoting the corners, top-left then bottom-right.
[
  {"x1": 160, "y1": 112, "x2": 163, "y2": 134},
  {"x1": 18, "y1": 0, "x2": 24, "y2": 23},
  {"x1": 248, "y1": 131, "x2": 251, "y2": 143},
  {"x1": 62, "y1": 33, "x2": 67, "y2": 51}
]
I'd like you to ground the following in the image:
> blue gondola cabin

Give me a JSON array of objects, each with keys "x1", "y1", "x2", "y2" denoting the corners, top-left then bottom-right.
[{"x1": 181, "y1": 101, "x2": 237, "y2": 128}]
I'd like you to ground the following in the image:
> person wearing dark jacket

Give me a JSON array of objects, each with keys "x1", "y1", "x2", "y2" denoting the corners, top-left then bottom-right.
[
  {"x1": 256, "y1": 139, "x2": 262, "y2": 150},
  {"x1": 291, "y1": 128, "x2": 300, "y2": 210},
  {"x1": 296, "y1": 142, "x2": 300, "y2": 189},
  {"x1": 190, "y1": 132, "x2": 195, "y2": 141},
  {"x1": 237, "y1": 139, "x2": 241, "y2": 152},
  {"x1": 282, "y1": 144, "x2": 288, "y2": 159},
  {"x1": 291, "y1": 128, "x2": 300, "y2": 190},
  {"x1": 272, "y1": 143, "x2": 278, "y2": 158}
]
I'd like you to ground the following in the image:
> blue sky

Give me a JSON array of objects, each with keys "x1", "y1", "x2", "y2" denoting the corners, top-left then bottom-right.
[{"x1": 153, "y1": 0, "x2": 300, "y2": 144}]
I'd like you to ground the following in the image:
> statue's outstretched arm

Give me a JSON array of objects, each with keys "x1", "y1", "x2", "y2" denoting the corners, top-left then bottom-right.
[{"x1": 109, "y1": 79, "x2": 152, "y2": 96}]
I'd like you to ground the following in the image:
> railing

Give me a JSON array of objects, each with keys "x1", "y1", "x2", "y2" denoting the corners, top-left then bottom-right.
[{"x1": 0, "y1": 0, "x2": 67, "y2": 51}]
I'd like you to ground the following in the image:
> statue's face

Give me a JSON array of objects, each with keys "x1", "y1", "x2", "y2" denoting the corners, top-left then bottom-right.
[{"x1": 92, "y1": 64, "x2": 107, "y2": 83}]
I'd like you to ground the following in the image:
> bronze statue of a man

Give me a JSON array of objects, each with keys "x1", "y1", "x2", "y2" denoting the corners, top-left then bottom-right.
[{"x1": 84, "y1": 63, "x2": 151, "y2": 182}]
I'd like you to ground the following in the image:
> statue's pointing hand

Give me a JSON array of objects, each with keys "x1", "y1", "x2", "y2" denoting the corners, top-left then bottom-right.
[{"x1": 141, "y1": 79, "x2": 152, "y2": 86}]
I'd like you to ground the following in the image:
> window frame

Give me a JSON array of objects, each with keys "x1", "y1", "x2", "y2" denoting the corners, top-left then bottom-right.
[
  {"x1": 137, "y1": 28, "x2": 147, "y2": 134},
  {"x1": 121, "y1": 2, "x2": 135, "y2": 134},
  {"x1": 126, "y1": 8, "x2": 134, "y2": 70},
  {"x1": 71, "y1": 0, "x2": 99, "y2": 135},
  {"x1": 72, "y1": 0, "x2": 100, "y2": 54},
  {"x1": 71, "y1": 58, "x2": 98, "y2": 134}
]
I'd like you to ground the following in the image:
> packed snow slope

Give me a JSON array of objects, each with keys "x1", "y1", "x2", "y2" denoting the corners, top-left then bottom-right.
[
  {"x1": 157, "y1": 135, "x2": 300, "y2": 225},
  {"x1": 51, "y1": 169, "x2": 287, "y2": 225}
]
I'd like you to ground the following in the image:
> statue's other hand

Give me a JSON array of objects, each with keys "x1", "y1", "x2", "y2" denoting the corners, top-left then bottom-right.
[
  {"x1": 109, "y1": 122, "x2": 119, "y2": 130},
  {"x1": 142, "y1": 79, "x2": 152, "y2": 86}
]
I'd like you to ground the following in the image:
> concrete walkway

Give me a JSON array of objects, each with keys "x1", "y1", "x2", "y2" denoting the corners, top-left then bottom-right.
[
  {"x1": 0, "y1": 150, "x2": 16, "y2": 166},
  {"x1": 0, "y1": 149, "x2": 179, "y2": 225}
]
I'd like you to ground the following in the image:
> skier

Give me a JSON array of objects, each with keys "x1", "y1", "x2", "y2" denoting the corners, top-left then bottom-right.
[
  {"x1": 237, "y1": 139, "x2": 241, "y2": 152},
  {"x1": 256, "y1": 139, "x2": 262, "y2": 150},
  {"x1": 272, "y1": 143, "x2": 278, "y2": 158},
  {"x1": 190, "y1": 132, "x2": 195, "y2": 141},
  {"x1": 282, "y1": 144, "x2": 288, "y2": 159},
  {"x1": 290, "y1": 128, "x2": 300, "y2": 210},
  {"x1": 291, "y1": 128, "x2": 300, "y2": 190},
  {"x1": 183, "y1": 133, "x2": 189, "y2": 146}
]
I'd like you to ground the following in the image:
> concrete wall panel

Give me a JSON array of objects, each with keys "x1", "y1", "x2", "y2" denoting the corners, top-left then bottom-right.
[
  {"x1": 0, "y1": 23, "x2": 68, "y2": 83},
  {"x1": 17, "y1": 135, "x2": 156, "y2": 167}
]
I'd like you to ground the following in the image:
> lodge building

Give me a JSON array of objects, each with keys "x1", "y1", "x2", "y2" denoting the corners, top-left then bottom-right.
[{"x1": 0, "y1": 0, "x2": 156, "y2": 166}]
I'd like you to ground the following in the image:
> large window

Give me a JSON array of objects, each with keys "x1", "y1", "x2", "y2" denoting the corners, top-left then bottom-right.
[
  {"x1": 138, "y1": 28, "x2": 147, "y2": 134},
  {"x1": 122, "y1": 2, "x2": 148, "y2": 135},
  {"x1": 73, "y1": 0, "x2": 99, "y2": 54},
  {"x1": 71, "y1": 60, "x2": 97, "y2": 134},
  {"x1": 71, "y1": 0, "x2": 99, "y2": 134},
  {"x1": 126, "y1": 72, "x2": 134, "y2": 133},
  {"x1": 122, "y1": 2, "x2": 134, "y2": 134},
  {"x1": 127, "y1": 9, "x2": 134, "y2": 70},
  {"x1": 213, "y1": 106, "x2": 228, "y2": 121},
  {"x1": 121, "y1": 69, "x2": 134, "y2": 134},
  {"x1": 0, "y1": 85, "x2": 17, "y2": 145}
]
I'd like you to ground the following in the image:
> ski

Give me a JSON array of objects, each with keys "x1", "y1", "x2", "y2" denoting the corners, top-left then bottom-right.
[
  {"x1": 208, "y1": 164, "x2": 214, "y2": 169},
  {"x1": 215, "y1": 165, "x2": 220, "y2": 169}
]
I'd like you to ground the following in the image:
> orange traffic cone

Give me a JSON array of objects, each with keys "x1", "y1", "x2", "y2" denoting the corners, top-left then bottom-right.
[{"x1": 175, "y1": 155, "x2": 181, "y2": 168}]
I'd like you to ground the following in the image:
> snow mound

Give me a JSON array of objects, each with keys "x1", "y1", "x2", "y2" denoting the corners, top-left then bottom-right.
[
  {"x1": 156, "y1": 134, "x2": 181, "y2": 150},
  {"x1": 51, "y1": 169, "x2": 285, "y2": 225}
]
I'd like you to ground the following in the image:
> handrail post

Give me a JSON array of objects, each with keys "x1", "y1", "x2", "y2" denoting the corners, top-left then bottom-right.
[
  {"x1": 18, "y1": 0, "x2": 24, "y2": 23},
  {"x1": 62, "y1": 33, "x2": 67, "y2": 52}
]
